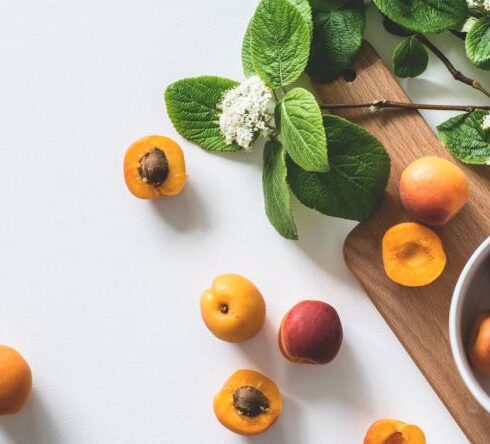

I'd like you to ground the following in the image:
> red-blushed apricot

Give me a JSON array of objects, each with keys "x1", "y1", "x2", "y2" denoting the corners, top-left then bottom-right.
[
  {"x1": 469, "y1": 311, "x2": 490, "y2": 375},
  {"x1": 0, "y1": 345, "x2": 32, "y2": 415},
  {"x1": 213, "y1": 369, "x2": 282, "y2": 436},
  {"x1": 278, "y1": 300, "x2": 342, "y2": 364},
  {"x1": 400, "y1": 156, "x2": 469, "y2": 226},
  {"x1": 382, "y1": 222, "x2": 447, "y2": 287},
  {"x1": 200, "y1": 274, "x2": 266, "y2": 343},
  {"x1": 364, "y1": 419, "x2": 426, "y2": 444}
]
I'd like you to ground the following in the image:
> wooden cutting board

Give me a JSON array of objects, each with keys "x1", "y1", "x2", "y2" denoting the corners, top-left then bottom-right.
[{"x1": 314, "y1": 42, "x2": 490, "y2": 443}]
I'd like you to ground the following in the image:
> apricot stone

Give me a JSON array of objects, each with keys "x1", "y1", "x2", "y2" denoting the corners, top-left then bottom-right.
[
  {"x1": 470, "y1": 312, "x2": 490, "y2": 375},
  {"x1": 278, "y1": 300, "x2": 342, "y2": 364},
  {"x1": 400, "y1": 156, "x2": 469, "y2": 226},
  {"x1": 364, "y1": 419, "x2": 426, "y2": 444}
]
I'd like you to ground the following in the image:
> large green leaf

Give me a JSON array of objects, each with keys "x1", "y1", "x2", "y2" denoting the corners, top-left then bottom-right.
[
  {"x1": 438, "y1": 110, "x2": 490, "y2": 165},
  {"x1": 165, "y1": 76, "x2": 241, "y2": 152},
  {"x1": 263, "y1": 140, "x2": 298, "y2": 239},
  {"x1": 250, "y1": 0, "x2": 311, "y2": 88},
  {"x1": 280, "y1": 88, "x2": 328, "y2": 172},
  {"x1": 242, "y1": 21, "x2": 255, "y2": 77},
  {"x1": 288, "y1": 0, "x2": 313, "y2": 33},
  {"x1": 466, "y1": 17, "x2": 490, "y2": 70},
  {"x1": 393, "y1": 36, "x2": 429, "y2": 78},
  {"x1": 373, "y1": 0, "x2": 469, "y2": 33},
  {"x1": 307, "y1": 0, "x2": 365, "y2": 84},
  {"x1": 287, "y1": 115, "x2": 390, "y2": 221}
]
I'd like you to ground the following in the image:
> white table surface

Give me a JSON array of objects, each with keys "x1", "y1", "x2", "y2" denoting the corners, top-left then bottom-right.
[{"x1": 0, "y1": 1, "x2": 485, "y2": 443}]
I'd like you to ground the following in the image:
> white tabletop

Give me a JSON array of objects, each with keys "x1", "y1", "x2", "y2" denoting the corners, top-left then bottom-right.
[{"x1": 0, "y1": 1, "x2": 482, "y2": 443}]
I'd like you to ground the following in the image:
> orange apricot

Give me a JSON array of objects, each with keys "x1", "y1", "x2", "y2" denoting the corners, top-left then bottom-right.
[
  {"x1": 364, "y1": 419, "x2": 426, "y2": 444},
  {"x1": 0, "y1": 345, "x2": 32, "y2": 415},
  {"x1": 200, "y1": 274, "x2": 266, "y2": 343},
  {"x1": 213, "y1": 369, "x2": 281, "y2": 436},
  {"x1": 400, "y1": 156, "x2": 469, "y2": 226},
  {"x1": 469, "y1": 312, "x2": 490, "y2": 375},
  {"x1": 124, "y1": 135, "x2": 186, "y2": 199},
  {"x1": 382, "y1": 222, "x2": 447, "y2": 287}
]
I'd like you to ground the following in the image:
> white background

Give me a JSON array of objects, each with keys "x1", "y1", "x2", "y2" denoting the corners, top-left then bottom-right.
[{"x1": 0, "y1": 1, "x2": 486, "y2": 443}]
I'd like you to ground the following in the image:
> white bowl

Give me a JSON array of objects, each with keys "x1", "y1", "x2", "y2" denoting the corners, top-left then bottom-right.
[{"x1": 450, "y1": 237, "x2": 490, "y2": 413}]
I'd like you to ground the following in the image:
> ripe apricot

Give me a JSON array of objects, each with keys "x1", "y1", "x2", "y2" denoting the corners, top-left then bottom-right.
[
  {"x1": 200, "y1": 274, "x2": 266, "y2": 343},
  {"x1": 124, "y1": 135, "x2": 186, "y2": 199},
  {"x1": 213, "y1": 369, "x2": 282, "y2": 436},
  {"x1": 400, "y1": 156, "x2": 469, "y2": 226},
  {"x1": 364, "y1": 419, "x2": 426, "y2": 444},
  {"x1": 382, "y1": 222, "x2": 447, "y2": 287},
  {"x1": 469, "y1": 312, "x2": 490, "y2": 375},
  {"x1": 0, "y1": 345, "x2": 32, "y2": 415}
]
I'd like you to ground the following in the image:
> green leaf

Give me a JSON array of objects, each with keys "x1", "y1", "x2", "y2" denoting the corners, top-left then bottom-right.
[
  {"x1": 280, "y1": 88, "x2": 328, "y2": 172},
  {"x1": 437, "y1": 110, "x2": 490, "y2": 165},
  {"x1": 307, "y1": 0, "x2": 365, "y2": 84},
  {"x1": 373, "y1": 0, "x2": 469, "y2": 33},
  {"x1": 288, "y1": 0, "x2": 313, "y2": 33},
  {"x1": 263, "y1": 139, "x2": 298, "y2": 239},
  {"x1": 250, "y1": 0, "x2": 311, "y2": 88},
  {"x1": 242, "y1": 21, "x2": 255, "y2": 77},
  {"x1": 287, "y1": 115, "x2": 390, "y2": 221},
  {"x1": 165, "y1": 76, "x2": 241, "y2": 152},
  {"x1": 466, "y1": 17, "x2": 490, "y2": 70},
  {"x1": 393, "y1": 36, "x2": 429, "y2": 78}
]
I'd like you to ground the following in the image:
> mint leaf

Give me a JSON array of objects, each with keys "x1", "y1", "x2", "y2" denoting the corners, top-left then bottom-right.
[
  {"x1": 307, "y1": 0, "x2": 365, "y2": 84},
  {"x1": 373, "y1": 0, "x2": 469, "y2": 33},
  {"x1": 263, "y1": 140, "x2": 298, "y2": 239},
  {"x1": 466, "y1": 17, "x2": 490, "y2": 70},
  {"x1": 438, "y1": 110, "x2": 490, "y2": 165},
  {"x1": 280, "y1": 88, "x2": 328, "y2": 172},
  {"x1": 393, "y1": 36, "x2": 429, "y2": 78},
  {"x1": 287, "y1": 115, "x2": 390, "y2": 221},
  {"x1": 242, "y1": 21, "x2": 255, "y2": 77},
  {"x1": 250, "y1": 0, "x2": 311, "y2": 88},
  {"x1": 165, "y1": 76, "x2": 241, "y2": 152}
]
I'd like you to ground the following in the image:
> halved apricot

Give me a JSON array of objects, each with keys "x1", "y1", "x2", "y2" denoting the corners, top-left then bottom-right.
[
  {"x1": 364, "y1": 419, "x2": 426, "y2": 444},
  {"x1": 213, "y1": 369, "x2": 282, "y2": 436},
  {"x1": 124, "y1": 135, "x2": 186, "y2": 199},
  {"x1": 382, "y1": 222, "x2": 446, "y2": 287}
]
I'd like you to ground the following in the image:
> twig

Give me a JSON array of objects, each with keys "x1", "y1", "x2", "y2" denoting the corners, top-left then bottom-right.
[
  {"x1": 320, "y1": 100, "x2": 490, "y2": 112},
  {"x1": 415, "y1": 33, "x2": 490, "y2": 99}
]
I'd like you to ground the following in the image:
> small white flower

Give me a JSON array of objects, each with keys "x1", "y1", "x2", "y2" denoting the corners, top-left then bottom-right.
[
  {"x1": 218, "y1": 76, "x2": 274, "y2": 150},
  {"x1": 467, "y1": 0, "x2": 490, "y2": 12},
  {"x1": 482, "y1": 112, "x2": 490, "y2": 131}
]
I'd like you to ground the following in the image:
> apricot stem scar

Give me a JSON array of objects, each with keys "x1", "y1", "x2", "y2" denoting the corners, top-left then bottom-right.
[{"x1": 220, "y1": 304, "x2": 229, "y2": 314}]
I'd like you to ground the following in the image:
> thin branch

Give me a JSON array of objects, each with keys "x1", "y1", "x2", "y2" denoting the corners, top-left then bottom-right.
[
  {"x1": 320, "y1": 100, "x2": 490, "y2": 112},
  {"x1": 415, "y1": 33, "x2": 490, "y2": 99}
]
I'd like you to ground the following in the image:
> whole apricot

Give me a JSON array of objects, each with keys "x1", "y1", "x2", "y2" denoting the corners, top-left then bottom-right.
[
  {"x1": 400, "y1": 156, "x2": 469, "y2": 226},
  {"x1": 213, "y1": 369, "x2": 282, "y2": 436},
  {"x1": 200, "y1": 274, "x2": 266, "y2": 343},
  {"x1": 0, "y1": 345, "x2": 32, "y2": 415},
  {"x1": 278, "y1": 300, "x2": 342, "y2": 364},
  {"x1": 382, "y1": 222, "x2": 446, "y2": 287},
  {"x1": 469, "y1": 312, "x2": 490, "y2": 375},
  {"x1": 124, "y1": 135, "x2": 186, "y2": 199},
  {"x1": 364, "y1": 419, "x2": 426, "y2": 444}
]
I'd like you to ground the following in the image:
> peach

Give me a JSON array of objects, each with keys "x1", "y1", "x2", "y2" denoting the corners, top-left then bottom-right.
[
  {"x1": 469, "y1": 311, "x2": 490, "y2": 375},
  {"x1": 400, "y1": 156, "x2": 469, "y2": 226},
  {"x1": 364, "y1": 419, "x2": 426, "y2": 444},
  {"x1": 278, "y1": 300, "x2": 342, "y2": 364}
]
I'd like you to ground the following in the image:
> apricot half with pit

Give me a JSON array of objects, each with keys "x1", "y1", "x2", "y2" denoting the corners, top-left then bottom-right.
[
  {"x1": 364, "y1": 419, "x2": 426, "y2": 444},
  {"x1": 278, "y1": 300, "x2": 343, "y2": 364},
  {"x1": 469, "y1": 311, "x2": 490, "y2": 375},
  {"x1": 382, "y1": 222, "x2": 446, "y2": 287},
  {"x1": 200, "y1": 274, "x2": 266, "y2": 343},
  {"x1": 213, "y1": 369, "x2": 282, "y2": 436},
  {"x1": 400, "y1": 156, "x2": 469, "y2": 226}
]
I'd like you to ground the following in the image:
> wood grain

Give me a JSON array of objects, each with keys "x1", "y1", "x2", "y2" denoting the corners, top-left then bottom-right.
[{"x1": 314, "y1": 42, "x2": 490, "y2": 443}]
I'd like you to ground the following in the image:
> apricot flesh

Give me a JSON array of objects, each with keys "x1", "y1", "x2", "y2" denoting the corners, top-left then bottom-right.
[
  {"x1": 400, "y1": 156, "x2": 469, "y2": 226},
  {"x1": 364, "y1": 419, "x2": 426, "y2": 444},
  {"x1": 279, "y1": 300, "x2": 343, "y2": 364},
  {"x1": 200, "y1": 274, "x2": 266, "y2": 343},
  {"x1": 469, "y1": 312, "x2": 490, "y2": 375},
  {"x1": 382, "y1": 222, "x2": 446, "y2": 287}
]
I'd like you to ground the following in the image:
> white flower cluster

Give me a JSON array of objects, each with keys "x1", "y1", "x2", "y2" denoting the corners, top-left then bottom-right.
[
  {"x1": 467, "y1": 0, "x2": 490, "y2": 11},
  {"x1": 483, "y1": 112, "x2": 490, "y2": 130},
  {"x1": 218, "y1": 76, "x2": 273, "y2": 150}
]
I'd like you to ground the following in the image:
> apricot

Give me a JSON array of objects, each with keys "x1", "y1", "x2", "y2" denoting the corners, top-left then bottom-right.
[
  {"x1": 469, "y1": 312, "x2": 490, "y2": 375},
  {"x1": 124, "y1": 135, "x2": 186, "y2": 199},
  {"x1": 400, "y1": 156, "x2": 469, "y2": 226},
  {"x1": 364, "y1": 419, "x2": 426, "y2": 444},
  {"x1": 278, "y1": 300, "x2": 343, "y2": 364},
  {"x1": 200, "y1": 274, "x2": 266, "y2": 343},
  {"x1": 213, "y1": 369, "x2": 282, "y2": 436},
  {"x1": 0, "y1": 345, "x2": 32, "y2": 415}
]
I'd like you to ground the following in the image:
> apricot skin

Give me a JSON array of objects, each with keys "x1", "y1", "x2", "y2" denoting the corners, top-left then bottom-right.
[
  {"x1": 400, "y1": 156, "x2": 469, "y2": 226},
  {"x1": 0, "y1": 346, "x2": 32, "y2": 415},
  {"x1": 470, "y1": 312, "x2": 490, "y2": 375},
  {"x1": 279, "y1": 300, "x2": 342, "y2": 364},
  {"x1": 364, "y1": 419, "x2": 426, "y2": 444}
]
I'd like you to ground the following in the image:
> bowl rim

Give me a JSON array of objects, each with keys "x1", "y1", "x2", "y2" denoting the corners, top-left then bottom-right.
[{"x1": 449, "y1": 236, "x2": 490, "y2": 413}]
